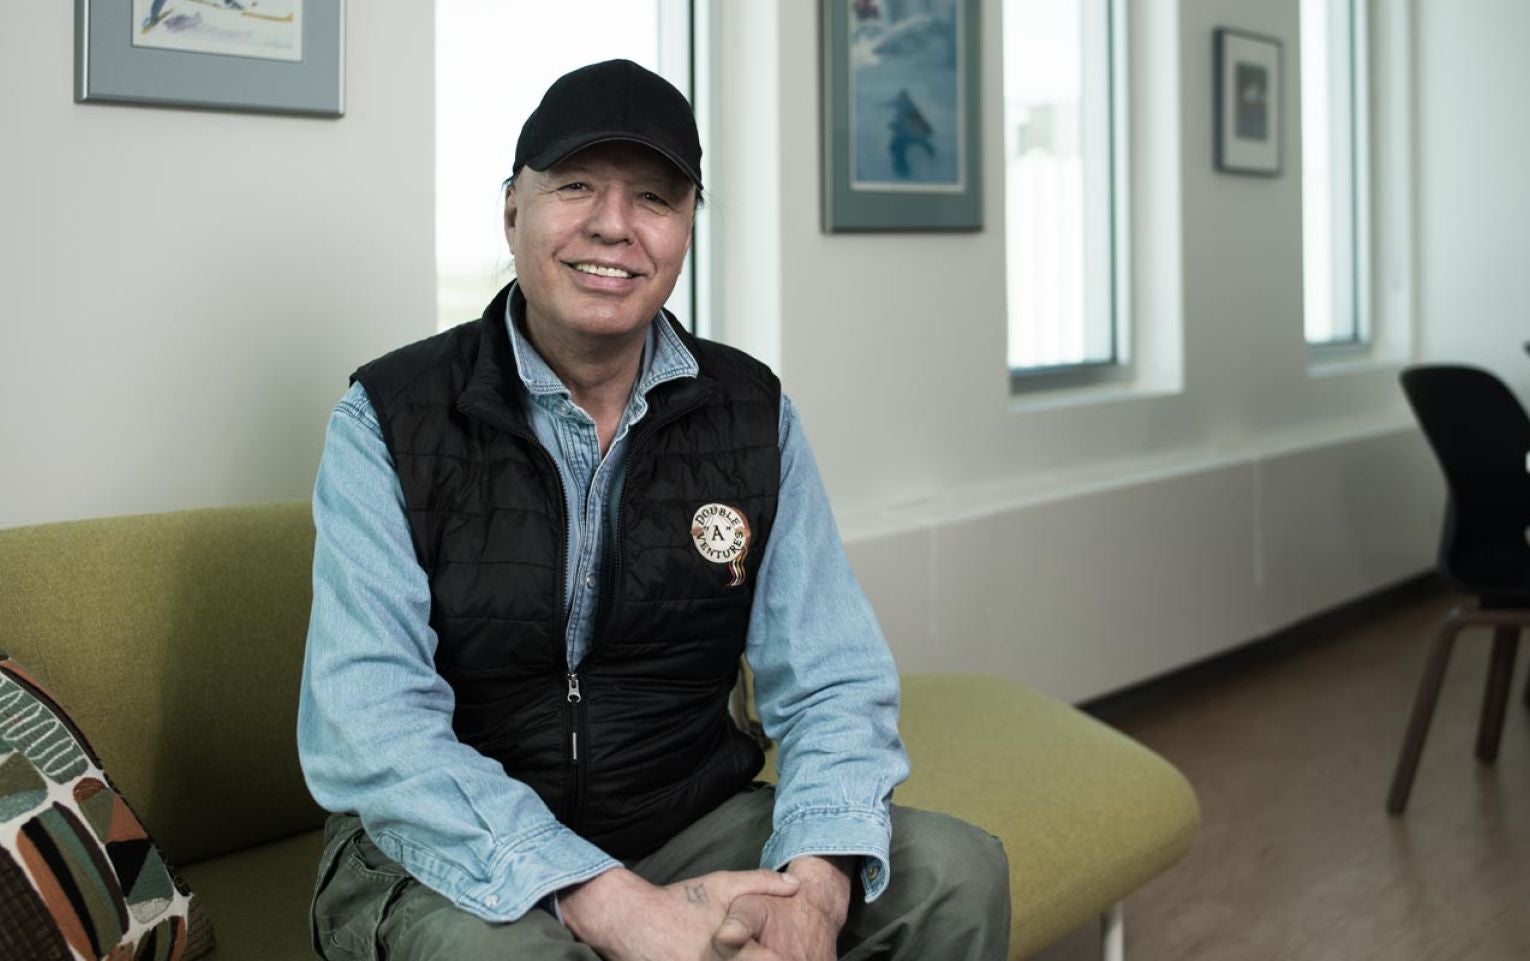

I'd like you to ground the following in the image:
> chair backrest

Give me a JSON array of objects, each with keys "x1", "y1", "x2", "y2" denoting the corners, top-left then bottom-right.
[
  {"x1": 0, "y1": 502, "x2": 324, "y2": 866},
  {"x1": 1399, "y1": 365, "x2": 1530, "y2": 591}
]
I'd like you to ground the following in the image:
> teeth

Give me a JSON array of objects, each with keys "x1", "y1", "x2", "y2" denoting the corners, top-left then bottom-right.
[{"x1": 572, "y1": 263, "x2": 632, "y2": 278}]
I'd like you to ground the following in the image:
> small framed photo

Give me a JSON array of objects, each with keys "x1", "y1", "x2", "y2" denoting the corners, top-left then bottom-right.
[
  {"x1": 821, "y1": 0, "x2": 983, "y2": 232},
  {"x1": 75, "y1": 0, "x2": 345, "y2": 117},
  {"x1": 1213, "y1": 28, "x2": 1281, "y2": 176}
]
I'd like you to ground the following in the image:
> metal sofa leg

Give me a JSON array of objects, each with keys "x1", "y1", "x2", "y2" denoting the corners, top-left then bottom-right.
[{"x1": 1100, "y1": 902, "x2": 1124, "y2": 961}]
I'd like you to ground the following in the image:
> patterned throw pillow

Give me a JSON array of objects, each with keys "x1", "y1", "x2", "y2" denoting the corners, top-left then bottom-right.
[{"x1": 0, "y1": 655, "x2": 214, "y2": 961}]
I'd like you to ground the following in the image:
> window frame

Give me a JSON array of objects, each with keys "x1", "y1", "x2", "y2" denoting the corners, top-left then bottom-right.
[
  {"x1": 1304, "y1": 0, "x2": 1373, "y2": 359},
  {"x1": 1007, "y1": 0, "x2": 1133, "y2": 393},
  {"x1": 657, "y1": 0, "x2": 702, "y2": 335}
]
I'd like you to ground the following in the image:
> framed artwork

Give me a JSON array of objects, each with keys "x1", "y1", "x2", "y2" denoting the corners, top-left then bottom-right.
[
  {"x1": 75, "y1": 0, "x2": 345, "y2": 117},
  {"x1": 1213, "y1": 28, "x2": 1281, "y2": 176},
  {"x1": 821, "y1": 0, "x2": 982, "y2": 232}
]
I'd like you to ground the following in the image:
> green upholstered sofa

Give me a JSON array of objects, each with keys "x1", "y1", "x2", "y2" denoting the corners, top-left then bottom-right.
[{"x1": 0, "y1": 503, "x2": 1197, "y2": 960}]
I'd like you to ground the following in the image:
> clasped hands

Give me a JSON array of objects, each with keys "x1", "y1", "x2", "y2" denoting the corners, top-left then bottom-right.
[{"x1": 560, "y1": 855, "x2": 853, "y2": 961}]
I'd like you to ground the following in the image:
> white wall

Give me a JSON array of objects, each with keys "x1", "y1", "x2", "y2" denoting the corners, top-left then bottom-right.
[
  {"x1": 708, "y1": 0, "x2": 1445, "y2": 701},
  {"x1": 0, "y1": 4, "x2": 435, "y2": 529},
  {"x1": 1416, "y1": 0, "x2": 1530, "y2": 396}
]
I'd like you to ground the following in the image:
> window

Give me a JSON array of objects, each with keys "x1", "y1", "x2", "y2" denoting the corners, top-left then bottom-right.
[
  {"x1": 1004, "y1": 0, "x2": 1124, "y2": 383},
  {"x1": 435, "y1": 1, "x2": 695, "y2": 332},
  {"x1": 1301, "y1": 0, "x2": 1369, "y2": 347}
]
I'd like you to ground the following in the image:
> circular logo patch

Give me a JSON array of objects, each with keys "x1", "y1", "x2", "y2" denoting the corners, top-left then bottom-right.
[{"x1": 691, "y1": 503, "x2": 752, "y2": 588}]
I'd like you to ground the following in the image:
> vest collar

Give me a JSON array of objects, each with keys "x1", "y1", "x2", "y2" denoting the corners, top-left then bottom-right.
[
  {"x1": 502, "y1": 282, "x2": 700, "y2": 400},
  {"x1": 456, "y1": 284, "x2": 533, "y2": 438},
  {"x1": 457, "y1": 282, "x2": 715, "y2": 437}
]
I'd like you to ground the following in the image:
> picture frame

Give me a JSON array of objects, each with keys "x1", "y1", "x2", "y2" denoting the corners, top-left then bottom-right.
[
  {"x1": 1213, "y1": 28, "x2": 1281, "y2": 176},
  {"x1": 821, "y1": 0, "x2": 982, "y2": 232},
  {"x1": 75, "y1": 0, "x2": 345, "y2": 117}
]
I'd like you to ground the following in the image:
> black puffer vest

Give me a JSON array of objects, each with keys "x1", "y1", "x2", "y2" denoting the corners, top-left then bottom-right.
[{"x1": 352, "y1": 285, "x2": 778, "y2": 859}]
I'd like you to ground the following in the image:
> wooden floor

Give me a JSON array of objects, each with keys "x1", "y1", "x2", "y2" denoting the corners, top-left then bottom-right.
[{"x1": 1042, "y1": 580, "x2": 1530, "y2": 961}]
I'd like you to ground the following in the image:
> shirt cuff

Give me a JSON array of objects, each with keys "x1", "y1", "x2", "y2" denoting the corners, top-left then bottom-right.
[
  {"x1": 758, "y1": 808, "x2": 893, "y2": 902},
  {"x1": 375, "y1": 822, "x2": 620, "y2": 922},
  {"x1": 543, "y1": 891, "x2": 565, "y2": 924}
]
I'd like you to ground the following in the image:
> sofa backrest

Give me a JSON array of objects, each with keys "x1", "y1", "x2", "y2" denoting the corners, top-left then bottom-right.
[{"x1": 0, "y1": 501, "x2": 325, "y2": 866}]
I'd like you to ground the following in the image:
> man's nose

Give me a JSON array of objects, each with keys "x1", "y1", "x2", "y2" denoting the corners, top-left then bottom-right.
[{"x1": 585, "y1": 188, "x2": 635, "y2": 244}]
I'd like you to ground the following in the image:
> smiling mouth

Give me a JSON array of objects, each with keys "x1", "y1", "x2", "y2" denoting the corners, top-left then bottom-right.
[{"x1": 568, "y1": 262, "x2": 637, "y2": 279}]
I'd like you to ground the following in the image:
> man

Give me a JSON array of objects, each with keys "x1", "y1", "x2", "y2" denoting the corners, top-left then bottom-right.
[{"x1": 298, "y1": 59, "x2": 1009, "y2": 960}]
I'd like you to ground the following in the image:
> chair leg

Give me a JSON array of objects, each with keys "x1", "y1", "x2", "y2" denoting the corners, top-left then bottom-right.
[
  {"x1": 1476, "y1": 626, "x2": 1520, "y2": 762},
  {"x1": 1388, "y1": 616, "x2": 1465, "y2": 814},
  {"x1": 1099, "y1": 901, "x2": 1124, "y2": 961}
]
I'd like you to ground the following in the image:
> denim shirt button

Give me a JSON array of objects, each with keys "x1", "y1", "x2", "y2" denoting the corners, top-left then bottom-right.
[{"x1": 484, "y1": 895, "x2": 500, "y2": 908}]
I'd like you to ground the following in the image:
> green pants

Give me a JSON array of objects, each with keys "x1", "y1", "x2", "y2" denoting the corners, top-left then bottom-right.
[{"x1": 311, "y1": 784, "x2": 1010, "y2": 960}]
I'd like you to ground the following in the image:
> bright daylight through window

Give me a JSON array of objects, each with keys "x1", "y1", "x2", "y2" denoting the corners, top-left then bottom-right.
[
  {"x1": 1301, "y1": 0, "x2": 1367, "y2": 347},
  {"x1": 1004, "y1": 0, "x2": 1118, "y2": 376},
  {"x1": 435, "y1": 1, "x2": 691, "y2": 332}
]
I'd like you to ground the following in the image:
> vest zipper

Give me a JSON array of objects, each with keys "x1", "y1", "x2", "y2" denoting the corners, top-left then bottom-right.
[
  {"x1": 494, "y1": 427, "x2": 587, "y2": 827},
  {"x1": 571, "y1": 396, "x2": 703, "y2": 830},
  {"x1": 461, "y1": 376, "x2": 601, "y2": 831},
  {"x1": 564, "y1": 672, "x2": 584, "y2": 826}
]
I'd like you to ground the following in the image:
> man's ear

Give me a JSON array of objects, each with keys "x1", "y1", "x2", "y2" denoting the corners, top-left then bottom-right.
[{"x1": 503, "y1": 185, "x2": 521, "y2": 258}]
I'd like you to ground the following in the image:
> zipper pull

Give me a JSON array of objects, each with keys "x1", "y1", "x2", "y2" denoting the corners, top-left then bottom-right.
[{"x1": 567, "y1": 673, "x2": 582, "y2": 703}]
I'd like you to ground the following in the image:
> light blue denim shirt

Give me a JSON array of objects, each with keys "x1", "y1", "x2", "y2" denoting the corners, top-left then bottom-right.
[{"x1": 297, "y1": 292, "x2": 910, "y2": 924}]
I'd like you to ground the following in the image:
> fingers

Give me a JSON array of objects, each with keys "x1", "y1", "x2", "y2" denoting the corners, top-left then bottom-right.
[
  {"x1": 725, "y1": 894, "x2": 773, "y2": 937},
  {"x1": 713, "y1": 867, "x2": 800, "y2": 902},
  {"x1": 709, "y1": 895, "x2": 774, "y2": 959},
  {"x1": 728, "y1": 943, "x2": 789, "y2": 961},
  {"x1": 709, "y1": 917, "x2": 754, "y2": 956}
]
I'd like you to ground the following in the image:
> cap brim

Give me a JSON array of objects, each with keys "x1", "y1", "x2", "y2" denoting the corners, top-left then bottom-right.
[{"x1": 522, "y1": 133, "x2": 703, "y2": 189}]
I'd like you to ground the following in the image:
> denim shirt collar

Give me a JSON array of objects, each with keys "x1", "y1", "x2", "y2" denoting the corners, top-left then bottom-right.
[{"x1": 503, "y1": 281, "x2": 698, "y2": 404}]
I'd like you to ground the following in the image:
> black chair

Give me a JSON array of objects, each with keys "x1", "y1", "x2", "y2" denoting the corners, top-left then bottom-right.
[{"x1": 1389, "y1": 364, "x2": 1530, "y2": 813}]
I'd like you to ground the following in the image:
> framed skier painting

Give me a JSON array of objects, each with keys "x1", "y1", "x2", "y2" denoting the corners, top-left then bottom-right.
[
  {"x1": 822, "y1": 0, "x2": 982, "y2": 231},
  {"x1": 75, "y1": 0, "x2": 345, "y2": 117}
]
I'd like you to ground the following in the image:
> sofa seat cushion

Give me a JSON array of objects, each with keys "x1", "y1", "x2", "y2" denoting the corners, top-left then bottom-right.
[
  {"x1": 895, "y1": 674, "x2": 1198, "y2": 958},
  {"x1": 178, "y1": 828, "x2": 326, "y2": 961},
  {"x1": 764, "y1": 673, "x2": 1199, "y2": 960}
]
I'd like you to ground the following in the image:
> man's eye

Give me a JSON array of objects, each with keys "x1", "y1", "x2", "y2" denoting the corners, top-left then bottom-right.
[
  {"x1": 559, "y1": 182, "x2": 589, "y2": 192},
  {"x1": 642, "y1": 192, "x2": 672, "y2": 207}
]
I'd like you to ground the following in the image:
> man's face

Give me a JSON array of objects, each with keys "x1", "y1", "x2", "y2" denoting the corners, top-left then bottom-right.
[{"x1": 506, "y1": 141, "x2": 697, "y2": 346}]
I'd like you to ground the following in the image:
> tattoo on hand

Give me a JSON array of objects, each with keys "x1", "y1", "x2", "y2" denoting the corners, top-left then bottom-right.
[{"x1": 685, "y1": 883, "x2": 708, "y2": 906}]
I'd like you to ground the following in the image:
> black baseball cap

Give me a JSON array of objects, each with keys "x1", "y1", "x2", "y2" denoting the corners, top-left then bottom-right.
[{"x1": 513, "y1": 59, "x2": 703, "y2": 190}]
